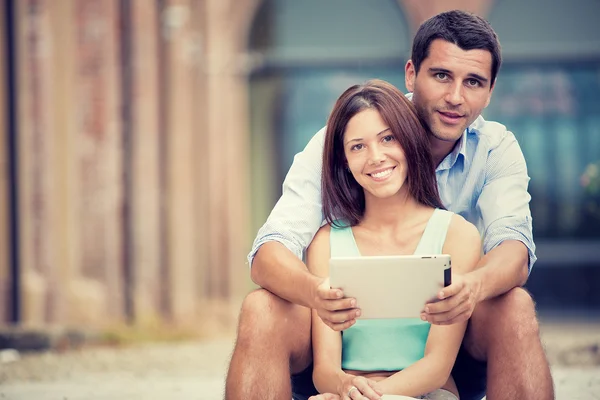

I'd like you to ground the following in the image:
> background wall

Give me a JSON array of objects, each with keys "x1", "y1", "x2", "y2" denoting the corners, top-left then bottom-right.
[{"x1": 1, "y1": 0, "x2": 599, "y2": 335}]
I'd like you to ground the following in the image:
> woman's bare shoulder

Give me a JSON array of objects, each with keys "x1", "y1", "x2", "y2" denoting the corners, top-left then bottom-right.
[
  {"x1": 306, "y1": 225, "x2": 332, "y2": 275},
  {"x1": 443, "y1": 213, "x2": 482, "y2": 273}
]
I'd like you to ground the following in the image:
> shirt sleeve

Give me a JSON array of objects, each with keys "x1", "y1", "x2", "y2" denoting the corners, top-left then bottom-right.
[
  {"x1": 476, "y1": 131, "x2": 537, "y2": 271},
  {"x1": 247, "y1": 127, "x2": 327, "y2": 267}
]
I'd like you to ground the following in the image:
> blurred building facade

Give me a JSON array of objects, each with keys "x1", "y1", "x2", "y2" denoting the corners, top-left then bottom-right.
[
  {"x1": 1, "y1": 0, "x2": 599, "y2": 332},
  {"x1": 0, "y1": 0, "x2": 259, "y2": 331}
]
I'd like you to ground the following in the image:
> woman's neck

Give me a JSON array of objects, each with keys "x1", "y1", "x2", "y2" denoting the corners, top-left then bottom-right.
[{"x1": 360, "y1": 189, "x2": 424, "y2": 230}]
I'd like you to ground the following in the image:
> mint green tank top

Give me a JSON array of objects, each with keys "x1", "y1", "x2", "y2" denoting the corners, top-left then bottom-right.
[{"x1": 330, "y1": 208, "x2": 453, "y2": 372}]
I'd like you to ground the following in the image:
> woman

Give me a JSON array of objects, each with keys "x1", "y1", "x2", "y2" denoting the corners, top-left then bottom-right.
[{"x1": 306, "y1": 80, "x2": 481, "y2": 400}]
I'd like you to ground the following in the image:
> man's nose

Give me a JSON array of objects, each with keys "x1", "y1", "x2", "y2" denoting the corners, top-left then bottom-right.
[{"x1": 445, "y1": 82, "x2": 464, "y2": 106}]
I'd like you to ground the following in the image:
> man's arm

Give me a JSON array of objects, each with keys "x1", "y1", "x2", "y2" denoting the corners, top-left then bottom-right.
[
  {"x1": 252, "y1": 242, "x2": 322, "y2": 308},
  {"x1": 424, "y1": 131, "x2": 534, "y2": 324},
  {"x1": 474, "y1": 130, "x2": 534, "y2": 298},
  {"x1": 249, "y1": 128, "x2": 326, "y2": 304},
  {"x1": 248, "y1": 128, "x2": 358, "y2": 327}
]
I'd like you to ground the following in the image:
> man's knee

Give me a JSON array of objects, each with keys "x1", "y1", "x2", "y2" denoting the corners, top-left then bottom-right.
[
  {"x1": 468, "y1": 288, "x2": 540, "y2": 357},
  {"x1": 492, "y1": 287, "x2": 539, "y2": 337},
  {"x1": 236, "y1": 289, "x2": 310, "y2": 343}
]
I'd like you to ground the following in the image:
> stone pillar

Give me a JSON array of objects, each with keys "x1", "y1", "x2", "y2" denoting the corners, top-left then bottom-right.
[
  {"x1": 200, "y1": 0, "x2": 260, "y2": 326},
  {"x1": 0, "y1": 0, "x2": 10, "y2": 323},
  {"x1": 70, "y1": 0, "x2": 125, "y2": 326},
  {"x1": 16, "y1": 0, "x2": 60, "y2": 326},
  {"x1": 127, "y1": 0, "x2": 163, "y2": 327},
  {"x1": 48, "y1": 0, "x2": 78, "y2": 327},
  {"x1": 159, "y1": 0, "x2": 200, "y2": 325},
  {"x1": 398, "y1": 0, "x2": 495, "y2": 34}
]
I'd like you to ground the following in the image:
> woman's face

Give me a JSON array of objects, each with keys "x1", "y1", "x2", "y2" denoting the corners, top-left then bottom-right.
[{"x1": 343, "y1": 108, "x2": 408, "y2": 200}]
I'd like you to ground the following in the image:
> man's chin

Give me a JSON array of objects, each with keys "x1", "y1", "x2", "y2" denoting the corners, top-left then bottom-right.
[{"x1": 431, "y1": 130, "x2": 463, "y2": 143}]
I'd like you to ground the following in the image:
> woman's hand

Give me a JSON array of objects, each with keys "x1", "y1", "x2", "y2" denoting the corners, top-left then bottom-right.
[
  {"x1": 309, "y1": 394, "x2": 340, "y2": 400},
  {"x1": 338, "y1": 375, "x2": 384, "y2": 400}
]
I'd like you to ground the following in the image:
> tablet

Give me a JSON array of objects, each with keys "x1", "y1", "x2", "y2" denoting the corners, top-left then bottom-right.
[{"x1": 329, "y1": 254, "x2": 451, "y2": 319}]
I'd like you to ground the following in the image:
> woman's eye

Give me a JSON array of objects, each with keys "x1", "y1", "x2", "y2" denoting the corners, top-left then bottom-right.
[
  {"x1": 382, "y1": 135, "x2": 395, "y2": 143},
  {"x1": 351, "y1": 144, "x2": 364, "y2": 151}
]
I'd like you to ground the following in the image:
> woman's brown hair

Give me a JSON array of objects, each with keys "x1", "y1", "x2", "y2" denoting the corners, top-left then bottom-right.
[{"x1": 322, "y1": 79, "x2": 444, "y2": 227}]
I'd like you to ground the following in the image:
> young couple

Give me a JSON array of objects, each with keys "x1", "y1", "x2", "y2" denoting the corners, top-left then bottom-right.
[{"x1": 225, "y1": 10, "x2": 554, "y2": 400}]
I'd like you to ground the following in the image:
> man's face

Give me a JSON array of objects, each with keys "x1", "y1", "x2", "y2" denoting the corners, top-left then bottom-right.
[{"x1": 405, "y1": 39, "x2": 494, "y2": 144}]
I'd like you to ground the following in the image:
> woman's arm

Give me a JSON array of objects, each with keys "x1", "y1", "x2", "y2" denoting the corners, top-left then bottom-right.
[
  {"x1": 307, "y1": 226, "x2": 347, "y2": 393},
  {"x1": 308, "y1": 227, "x2": 382, "y2": 399},
  {"x1": 377, "y1": 215, "x2": 482, "y2": 396}
]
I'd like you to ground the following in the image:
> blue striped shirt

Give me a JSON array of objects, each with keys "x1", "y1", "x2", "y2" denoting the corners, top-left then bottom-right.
[{"x1": 249, "y1": 115, "x2": 536, "y2": 270}]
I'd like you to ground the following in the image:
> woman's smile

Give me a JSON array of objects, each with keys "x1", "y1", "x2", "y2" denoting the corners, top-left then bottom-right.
[{"x1": 367, "y1": 166, "x2": 396, "y2": 182}]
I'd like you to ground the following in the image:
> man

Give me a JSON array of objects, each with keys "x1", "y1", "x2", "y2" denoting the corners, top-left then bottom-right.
[{"x1": 225, "y1": 10, "x2": 554, "y2": 400}]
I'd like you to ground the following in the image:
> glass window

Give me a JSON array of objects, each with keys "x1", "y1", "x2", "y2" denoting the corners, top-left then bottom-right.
[{"x1": 484, "y1": 64, "x2": 600, "y2": 239}]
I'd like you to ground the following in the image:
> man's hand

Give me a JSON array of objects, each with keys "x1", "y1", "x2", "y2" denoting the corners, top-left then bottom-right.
[
  {"x1": 314, "y1": 279, "x2": 361, "y2": 331},
  {"x1": 421, "y1": 273, "x2": 482, "y2": 325}
]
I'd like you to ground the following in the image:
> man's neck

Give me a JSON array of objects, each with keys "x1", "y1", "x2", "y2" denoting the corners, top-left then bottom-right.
[{"x1": 430, "y1": 137, "x2": 460, "y2": 167}]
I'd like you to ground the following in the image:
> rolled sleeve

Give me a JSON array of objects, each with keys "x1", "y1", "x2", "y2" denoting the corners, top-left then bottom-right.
[
  {"x1": 247, "y1": 128, "x2": 327, "y2": 267},
  {"x1": 477, "y1": 132, "x2": 537, "y2": 271},
  {"x1": 483, "y1": 216, "x2": 537, "y2": 272}
]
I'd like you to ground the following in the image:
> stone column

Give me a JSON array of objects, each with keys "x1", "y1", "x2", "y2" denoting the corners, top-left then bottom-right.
[
  {"x1": 398, "y1": 0, "x2": 495, "y2": 34},
  {"x1": 16, "y1": 0, "x2": 59, "y2": 326},
  {"x1": 0, "y1": 0, "x2": 10, "y2": 323},
  {"x1": 126, "y1": 0, "x2": 163, "y2": 327},
  {"x1": 70, "y1": 0, "x2": 125, "y2": 326},
  {"x1": 200, "y1": 0, "x2": 261, "y2": 328},
  {"x1": 159, "y1": 0, "x2": 200, "y2": 325}
]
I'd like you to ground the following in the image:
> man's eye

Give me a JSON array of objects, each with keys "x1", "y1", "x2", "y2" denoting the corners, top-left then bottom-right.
[
  {"x1": 435, "y1": 72, "x2": 448, "y2": 80},
  {"x1": 467, "y1": 79, "x2": 480, "y2": 87}
]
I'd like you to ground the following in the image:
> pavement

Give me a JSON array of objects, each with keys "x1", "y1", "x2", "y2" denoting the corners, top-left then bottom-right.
[{"x1": 0, "y1": 316, "x2": 599, "y2": 400}]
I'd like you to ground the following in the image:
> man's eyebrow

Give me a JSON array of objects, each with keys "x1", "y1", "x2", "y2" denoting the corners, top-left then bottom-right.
[{"x1": 428, "y1": 67, "x2": 490, "y2": 84}]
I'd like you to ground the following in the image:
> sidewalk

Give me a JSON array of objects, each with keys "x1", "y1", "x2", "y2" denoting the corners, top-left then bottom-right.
[{"x1": 0, "y1": 317, "x2": 599, "y2": 399}]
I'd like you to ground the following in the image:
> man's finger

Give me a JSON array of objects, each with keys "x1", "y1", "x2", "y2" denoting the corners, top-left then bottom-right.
[
  {"x1": 328, "y1": 318, "x2": 356, "y2": 332},
  {"x1": 425, "y1": 294, "x2": 463, "y2": 314},
  {"x1": 425, "y1": 301, "x2": 470, "y2": 324},
  {"x1": 321, "y1": 309, "x2": 361, "y2": 324},
  {"x1": 436, "y1": 281, "x2": 464, "y2": 300},
  {"x1": 317, "y1": 286, "x2": 344, "y2": 300},
  {"x1": 430, "y1": 309, "x2": 471, "y2": 326},
  {"x1": 322, "y1": 298, "x2": 357, "y2": 312}
]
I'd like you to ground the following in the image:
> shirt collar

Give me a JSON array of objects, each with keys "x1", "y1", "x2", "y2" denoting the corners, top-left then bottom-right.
[{"x1": 436, "y1": 129, "x2": 468, "y2": 172}]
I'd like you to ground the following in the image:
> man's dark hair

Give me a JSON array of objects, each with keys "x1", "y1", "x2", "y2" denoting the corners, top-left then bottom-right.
[{"x1": 411, "y1": 10, "x2": 502, "y2": 85}]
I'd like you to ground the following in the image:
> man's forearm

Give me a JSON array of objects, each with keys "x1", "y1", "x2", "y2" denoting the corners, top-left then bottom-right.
[
  {"x1": 473, "y1": 240, "x2": 529, "y2": 301},
  {"x1": 251, "y1": 241, "x2": 321, "y2": 308}
]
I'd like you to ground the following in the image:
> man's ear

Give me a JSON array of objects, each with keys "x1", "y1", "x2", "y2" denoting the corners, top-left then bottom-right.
[
  {"x1": 405, "y1": 60, "x2": 416, "y2": 93},
  {"x1": 484, "y1": 80, "x2": 496, "y2": 108}
]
